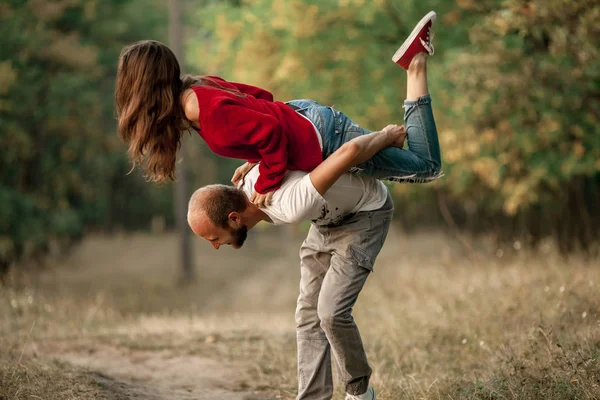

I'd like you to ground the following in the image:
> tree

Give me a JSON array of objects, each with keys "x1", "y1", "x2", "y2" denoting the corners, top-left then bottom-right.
[
  {"x1": 0, "y1": 0, "x2": 172, "y2": 274},
  {"x1": 188, "y1": 0, "x2": 600, "y2": 252},
  {"x1": 439, "y1": 0, "x2": 600, "y2": 251}
]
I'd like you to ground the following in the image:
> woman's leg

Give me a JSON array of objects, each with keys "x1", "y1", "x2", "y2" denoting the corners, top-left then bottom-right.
[
  {"x1": 392, "y1": 52, "x2": 442, "y2": 180},
  {"x1": 321, "y1": 12, "x2": 443, "y2": 182},
  {"x1": 325, "y1": 53, "x2": 441, "y2": 182},
  {"x1": 407, "y1": 52, "x2": 430, "y2": 101},
  {"x1": 289, "y1": 15, "x2": 443, "y2": 183}
]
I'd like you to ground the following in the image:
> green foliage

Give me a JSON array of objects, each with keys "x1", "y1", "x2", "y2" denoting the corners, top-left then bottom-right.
[
  {"x1": 2, "y1": 0, "x2": 599, "y2": 267},
  {"x1": 191, "y1": 0, "x2": 463, "y2": 129},
  {"x1": 441, "y1": 0, "x2": 600, "y2": 215},
  {"x1": 0, "y1": 0, "x2": 173, "y2": 268},
  {"x1": 189, "y1": 0, "x2": 600, "y2": 251},
  {"x1": 437, "y1": 0, "x2": 600, "y2": 251}
]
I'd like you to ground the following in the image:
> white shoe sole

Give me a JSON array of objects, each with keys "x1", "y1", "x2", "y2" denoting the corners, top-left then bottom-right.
[
  {"x1": 392, "y1": 11, "x2": 437, "y2": 63},
  {"x1": 345, "y1": 387, "x2": 376, "y2": 400}
]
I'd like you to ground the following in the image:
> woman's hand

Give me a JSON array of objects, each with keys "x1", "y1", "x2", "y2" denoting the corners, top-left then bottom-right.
[
  {"x1": 250, "y1": 190, "x2": 274, "y2": 208},
  {"x1": 231, "y1": 162, "x2": 257, "y2": 186}
]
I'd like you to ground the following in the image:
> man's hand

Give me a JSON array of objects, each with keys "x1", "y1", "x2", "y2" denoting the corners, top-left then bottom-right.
[
  {"x1": 381, "y1": 124, "x2": 407, "y2": 148},
  {"x1": 231, "y1": 162, "x2": 257, "y2": 186},
  {"x1": 250, "y1": 190, "x2": 274, "y2": 208},
  {"x1": 307, "y1": 123, "x2": 406, "y2": 196}
]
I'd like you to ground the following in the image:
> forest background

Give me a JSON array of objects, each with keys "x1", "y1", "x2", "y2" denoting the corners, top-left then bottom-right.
[{"x1": 1, "y1": 0, "x2": 599, "y2": 273}]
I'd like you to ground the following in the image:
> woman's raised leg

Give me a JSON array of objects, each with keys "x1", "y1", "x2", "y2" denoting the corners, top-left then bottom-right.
[
  {"x1": 338, "y1": 11, "x2": 443, "y2": 182},
  {"x1": 346, "y1": 53, "x2": 442, "y2": 182}
]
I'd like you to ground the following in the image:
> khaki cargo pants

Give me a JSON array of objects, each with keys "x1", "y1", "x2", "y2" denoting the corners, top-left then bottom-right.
[{"x1": 295, "y1": 194, "x2": 393, "y2": 400}]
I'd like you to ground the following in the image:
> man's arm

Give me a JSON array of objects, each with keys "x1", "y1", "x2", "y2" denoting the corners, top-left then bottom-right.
[{"x1": 309, "y1": 125, "x2": 406, "y2": 195}]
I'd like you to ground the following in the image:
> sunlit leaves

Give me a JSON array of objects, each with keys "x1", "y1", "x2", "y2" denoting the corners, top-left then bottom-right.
[
  {"x1": 186, "y1": 0, "x2": 599, "y2": 242},
  {"x1": 441, "y1": 0, "x2": 600, "y2": 216}
]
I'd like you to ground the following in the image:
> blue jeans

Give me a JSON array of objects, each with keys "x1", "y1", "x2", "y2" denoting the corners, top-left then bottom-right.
[{"x1": 287, "y1": 95, "x2": 442, "y2": 182}]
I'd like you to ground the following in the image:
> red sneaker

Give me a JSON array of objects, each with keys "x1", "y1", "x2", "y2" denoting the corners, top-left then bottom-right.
[{"x1": 392, "y1": 11, "x2": 436, "y2": 70}]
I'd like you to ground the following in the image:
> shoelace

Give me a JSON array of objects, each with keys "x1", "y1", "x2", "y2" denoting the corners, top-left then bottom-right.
[{"x1": 420, "y1": 27, "x2": 435, "y2": 55}]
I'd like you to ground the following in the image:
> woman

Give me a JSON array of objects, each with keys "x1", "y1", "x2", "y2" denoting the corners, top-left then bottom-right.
[{"x1": 115, "y1": 11, "x2": 441, "y2": 207}]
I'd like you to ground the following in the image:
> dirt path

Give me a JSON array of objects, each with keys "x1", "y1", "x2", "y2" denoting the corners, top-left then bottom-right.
[{"x1": 43, "y1": 342, "x2": 275, "y2": 400}]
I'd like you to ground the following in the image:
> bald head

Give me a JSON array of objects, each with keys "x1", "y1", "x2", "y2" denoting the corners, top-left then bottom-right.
[{"x1": 187, "y1": 184, "x2": 248, "y2": 230}]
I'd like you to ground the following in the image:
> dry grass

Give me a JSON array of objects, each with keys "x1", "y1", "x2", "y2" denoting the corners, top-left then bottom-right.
[
  {"x1": 1, "y1": 228, "x2": 599, "y2": 399},
  {"x1": 1, "y1": 344, "x2": 110, "y2": 400}
]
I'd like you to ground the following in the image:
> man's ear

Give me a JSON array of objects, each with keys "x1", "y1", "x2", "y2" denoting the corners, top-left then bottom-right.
[{"x1": 228, "y1": 211, "x2": 241, "y2": 227}]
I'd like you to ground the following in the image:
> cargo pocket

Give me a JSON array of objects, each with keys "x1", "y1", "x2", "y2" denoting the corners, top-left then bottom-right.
[{"x1": 349, "y1": 244, "x2": 374, "y2": 272}]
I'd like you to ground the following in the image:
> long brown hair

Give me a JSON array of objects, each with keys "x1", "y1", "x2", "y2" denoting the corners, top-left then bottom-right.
[{"x1": 116, "y1": 40, "x2": 235, "y2": 183}]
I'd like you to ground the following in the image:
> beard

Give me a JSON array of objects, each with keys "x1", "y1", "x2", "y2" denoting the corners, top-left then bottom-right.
[{"x1": 230, "y1": 225, "x2": 248, "y2": 248}]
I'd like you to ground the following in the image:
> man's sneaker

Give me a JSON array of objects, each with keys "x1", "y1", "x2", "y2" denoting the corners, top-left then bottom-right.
[
  {"x1": 392, "y1": 11, "x2": 436, "y2": 69},
  {"x1": 345, "y1": 386, "x2": 376, "y2": 400}
]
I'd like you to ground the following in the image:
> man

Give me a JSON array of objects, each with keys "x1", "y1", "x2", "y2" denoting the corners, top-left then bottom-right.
[{"x1": 187, "y1": 11, "x2": 440, "y2": 400}]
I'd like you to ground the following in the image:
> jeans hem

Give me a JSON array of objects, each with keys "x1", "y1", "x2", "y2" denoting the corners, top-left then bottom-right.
[
  {"x1": 346, "y1": 377, "x2": 371, "y2": 396},
  {"x1": 403, "y1": 93, "x2": 432, "y2": 108}
]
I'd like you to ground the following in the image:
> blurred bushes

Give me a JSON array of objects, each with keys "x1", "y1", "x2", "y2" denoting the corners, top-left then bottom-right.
[
  {"x1": 437, "y1": 0, "x2": 600, "y2": 251},
  {"x1": 192, "y1": 0, "x2": 600, "y2": 252},
  {"x1": 0, "y1": 0, "x2": 173, "y2": 273},
  {"x1": 1, "y1": 0, "x2": 599, "y2": 275}
]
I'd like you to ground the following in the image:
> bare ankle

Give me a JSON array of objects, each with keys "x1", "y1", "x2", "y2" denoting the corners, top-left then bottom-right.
[{"x1": 408, "y1": 53, "x2": 428, "y2": 73}]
